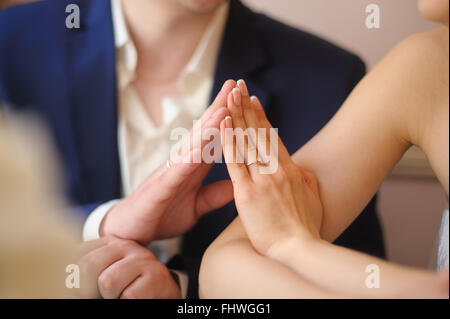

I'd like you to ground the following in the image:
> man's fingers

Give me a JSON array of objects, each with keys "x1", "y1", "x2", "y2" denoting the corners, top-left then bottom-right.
[
  {"x1": 79, "y1": 241, "x2": 127, "y2": 275},
  {"x1": 119, "y1": 262, "x2": 179, "y2": 299},
  {"x1": 175, "y1": 80, "x2": 236, "y2": 160},
  {"x1": 98, "y1": 252, "x2": 157, "y2": 299},
  {"x1": 196, "y1": 179, "x2": 234, "y2": 217},
  {"x1": 173, "y1": 106, "x2": 228, "y2": 167},
  {"x1": 77, "y1": 235, "x2": 115, "y2": 258},
  {"x1": 98, "y1": 255, "x2": 143, "y2": 299},
  {"x1": 206, "y1": 79, "x2": 237, "y2": 117},
  {"x1": 78, "y1": 240, "x2": 131, "y2": 298},
  {"x1": 148, "y1": 149, "x2": 203, "y2": 205},
  {"x1": 200, "y1": 106, "x2": 229, "y2": 162},
  {"x1": 192, "y1": 80, "x2": 236, "y2": 129},
  {"x1": 120, "y1": 275, "x2": 157, "y2": 299}
]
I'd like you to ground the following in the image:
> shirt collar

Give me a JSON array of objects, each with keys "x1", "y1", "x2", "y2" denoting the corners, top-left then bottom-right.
[
  {"x1": 111, "y1": 0, "x2": 129, "y2": 48},
  {"x1": 181, "y1": 2, "x2": 229, "y2": 93}
]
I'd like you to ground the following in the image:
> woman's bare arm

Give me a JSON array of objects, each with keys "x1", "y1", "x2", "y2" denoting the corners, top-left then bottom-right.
[
  {"x1": 200, "y1": 218, "x2": 448, "y2": 298},
  {"x1": 200, "y1": 29, "x2": 448, "y2": 299},
  {"x1": 199, "y1": 219, "x2": 345, "y2": 299},
  {"x1": 292, "y1": 29, "x2": 449, "y2": 241},
  {"x1": 269, "y1": 231, "x2": 448, "y2": 298}
]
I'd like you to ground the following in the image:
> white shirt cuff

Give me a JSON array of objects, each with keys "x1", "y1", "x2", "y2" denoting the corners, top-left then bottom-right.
[
  {"x1": 82, "y1": 200, "x2": 121, "y2": 241},
  {"x1": 172, "y1": 270, "x2": 189, "y2": 299}
]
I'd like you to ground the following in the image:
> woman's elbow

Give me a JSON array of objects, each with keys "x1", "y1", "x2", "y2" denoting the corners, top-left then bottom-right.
[
  {"x1": 199, "y1": 239, "x2": 229, "y2": 298},
  {"x1": 198, "y1": 241, "x2": 218, "y2": 298}
]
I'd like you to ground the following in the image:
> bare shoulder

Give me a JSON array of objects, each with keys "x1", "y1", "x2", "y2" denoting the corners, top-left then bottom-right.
[
  {"x1": 361, "y1": 28, "x2": 449, "y2": 104},
  {"x1": 366, "y1": 28, "x2": 448, "y2": 140},
  {"x1": 386, "y1": 29, "x2": 448, "y2": 189},
  {"x1": 388, "y1": 28, "x2": 449, "y2": 85}
]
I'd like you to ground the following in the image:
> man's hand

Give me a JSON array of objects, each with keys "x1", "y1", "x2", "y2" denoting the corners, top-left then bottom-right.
[
  {"x1": 78, "y1": 236, "x2": 181, "y2": 299},
  {"x1": 100, "y1": 80, "x2": 236, "y2": 245}
]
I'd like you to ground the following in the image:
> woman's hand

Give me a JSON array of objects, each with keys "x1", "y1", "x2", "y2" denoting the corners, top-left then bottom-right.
[{"x1": 220, "y1": 80, "x2": 323, "y2": 257}]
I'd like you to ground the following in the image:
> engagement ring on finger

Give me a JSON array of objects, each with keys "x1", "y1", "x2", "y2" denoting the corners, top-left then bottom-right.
[
  {"x1": 247, "y1": 159, "x2": 270, "y2": 167},
  {"x1": 247, "y1": 159, "x2": 258, "y2": 166}
]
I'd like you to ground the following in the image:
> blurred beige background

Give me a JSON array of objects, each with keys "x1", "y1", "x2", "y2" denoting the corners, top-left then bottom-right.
[{"x1": 243, "y1": 0, "x2": 448, "y2": 268}]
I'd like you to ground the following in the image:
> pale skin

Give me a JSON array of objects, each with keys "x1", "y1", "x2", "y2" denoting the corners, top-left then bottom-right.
[
  {"x1": 200, "y1": 0, "x2": 449, "y2": 299},
  {"x1": 78, "y1": 0, "x2": 231, "y2": 299}
]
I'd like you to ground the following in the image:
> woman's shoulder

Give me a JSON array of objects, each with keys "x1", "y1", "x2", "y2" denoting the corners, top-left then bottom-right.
[
  {"x1": 358, "y1": 28, "x2": 448, "y2": 149},
  {"x1": 389, "y1": 28, "x2": 448, "y2": 78},
  {"x1": 409, "y1": 28, "x2": 449, "y2": 51},
  {"x1": 371, "y1": 28, "x2": 449, "y2": 104}
]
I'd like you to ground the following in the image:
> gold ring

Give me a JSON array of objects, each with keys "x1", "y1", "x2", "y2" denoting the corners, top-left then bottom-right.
[
  {"x1": 246, "y1": 159, "x2": 257, "y2": 166},
  {"x1": 247, "y1": 159, "x2": 270, "y2": 167}
]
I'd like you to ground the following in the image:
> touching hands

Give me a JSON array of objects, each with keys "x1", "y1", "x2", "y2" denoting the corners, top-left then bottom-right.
[
  {"x1": 100, "y1": 80, "x2": 237, "y2": 246},
  {"x1": 220, "y1": 79, "x2": 324, "y2": 257},
  {"x1": 77, "y1": 236, "x2": 181, "y2": 299}
]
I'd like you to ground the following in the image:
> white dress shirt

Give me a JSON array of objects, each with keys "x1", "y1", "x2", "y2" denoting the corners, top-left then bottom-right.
[{"x1": 82, "y1": 0, "x2": 229, "y2": 296}]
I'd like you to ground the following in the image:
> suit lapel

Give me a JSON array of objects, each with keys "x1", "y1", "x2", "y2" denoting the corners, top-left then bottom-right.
[{"x1": 63, "y1": 0, "x2": 122, "y2": 202}]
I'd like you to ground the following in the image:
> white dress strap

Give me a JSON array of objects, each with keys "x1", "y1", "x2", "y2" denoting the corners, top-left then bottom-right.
[{"x1": 437, "y1": 209, "x2": 449, "y2": 270}]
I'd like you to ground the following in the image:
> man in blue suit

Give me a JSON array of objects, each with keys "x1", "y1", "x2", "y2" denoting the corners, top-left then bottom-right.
[{"x1": 0, "y1": 0, "x2": 384, "y2": 298}]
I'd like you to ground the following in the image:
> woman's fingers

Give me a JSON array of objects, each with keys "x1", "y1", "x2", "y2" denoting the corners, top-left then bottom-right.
[
  {"x1": 250, "y1": 96, "x2": 293, "y2": 170},
  {"x1": 227, "y1": 88, "x2": 249, "y2": 165},
  {"x1": 238, "y1": 80, "x2": 276, "y2": 173},
  {"x1": 237, "y1": 80, "x2": 260, "y2": 131},
  {"x1": 228, "y1": 86, "x2": 264, "y2": 179},
  {"x1": 237, "y1": 80, "x2": 260, "y2": 169},
  {"x1": 220, "y1": 117, "x2": 251, "y2": 186}
]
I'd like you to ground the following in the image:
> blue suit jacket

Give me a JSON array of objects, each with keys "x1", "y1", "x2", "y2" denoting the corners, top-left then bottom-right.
[{"x1": 0, "y1": 0, "x2": 384, "y2": 298}]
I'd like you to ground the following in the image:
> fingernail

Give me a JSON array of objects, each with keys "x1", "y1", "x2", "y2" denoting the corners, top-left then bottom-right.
[
  {"x1": 237, "y1": 79, "x2": 249, "y2": 96},
  {"x1": 220, "y1": 81, "x2": 229, "y2": 92},
  {"x1": 232, "y1": 88, "x2": 241, "y2": 106},
  {"x1": 250, "y1": 96, "x2": 260, "y2": 109},
  {"x1": 225, "y1": 116, "x2": 232, "y2": 128}
]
